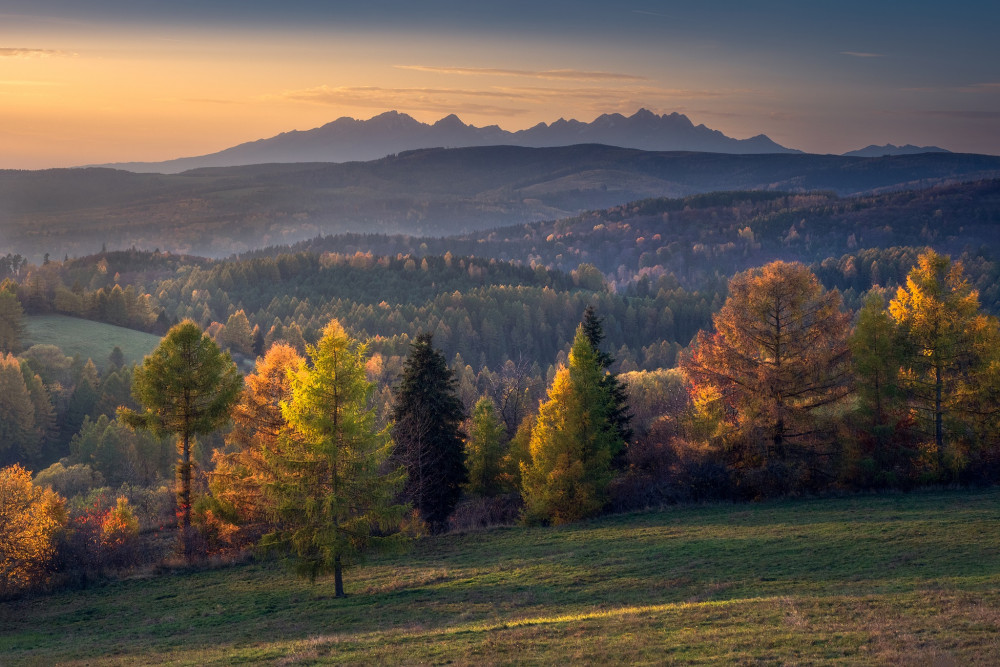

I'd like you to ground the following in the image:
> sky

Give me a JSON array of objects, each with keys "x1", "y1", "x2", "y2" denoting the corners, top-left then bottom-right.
[{"x1": 2, "y1": 1, "x2": 999, "y2": 169}]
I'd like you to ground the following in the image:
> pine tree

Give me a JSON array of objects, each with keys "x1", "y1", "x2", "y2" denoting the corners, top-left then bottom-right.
[
  {"x1": 521, "y1": 326, "x2": 623, "y2": 525},
  {"x1": 0, "y1": 354, "x2": 38, "y2": 466},
  {"x1": 261, "y1": 320, "x2": 406, "y2": 596},
  {"x1": 390, "y1": 333, "x2": 467, "y2": 533},
  {"x1": 0, "y1": 290, "x2": 23, "y2": 354},
  {"x1": 118, "y1": 320, "x2": 242, "y2": 557}
]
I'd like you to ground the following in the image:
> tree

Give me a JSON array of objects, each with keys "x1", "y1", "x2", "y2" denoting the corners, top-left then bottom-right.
[
  {"x1": 582, "y1": 305, "x2": 633, "y2": 447},
  {"x1": 118, "y1": 320, "x2": 242, "y2": 556},
  {"x1": 211, "y1": 343, "x2": 303, "y2": 526},
  {"x1": 0, "y1": 354, "x2": 38, "y2": 466},
  {"x1": 682, "y1": 261, "x2": 851, "y2": 468},
  {"x1": 262, "y1": 320, "x2": 406, "y2": 596},
  {"x1": 0, "y1": 465, "x2": 67, "y2": 597},
  {"x1": 889, "y1": 250, "x2": 1000, "y2": 474},
  {"x1": 220, "y1": 309, "x2": 254, "y2": 357},
  {"x1": 0, "y1": 290, "x2": 23, "y2": 354},
  {"x1": 521, "y1": 326, "x2": 623, "y2": 524},
  {"x1": 464, "y1": 397, "x2": 508, "y2": 497},
  {"x1": 390, "y1": 333, "x2": 467, "y2": 532}
]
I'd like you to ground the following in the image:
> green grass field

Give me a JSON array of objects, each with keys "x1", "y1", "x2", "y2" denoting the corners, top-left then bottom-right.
[
  {"x1": 2, "y1": 488, "x2": 1000, "y2": 665},
  {"x1": 22, "y1": 315, "x2": 162, "y2": 369}
]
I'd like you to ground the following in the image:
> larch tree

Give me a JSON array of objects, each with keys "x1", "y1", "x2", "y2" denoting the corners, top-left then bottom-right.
[
  {"x1": 118, "y1": 320, "x2": 242, "y2": 556},
  {"x1": 682, "y1": 261, "x2": 852, "y2": 466},
  {"x1": 390, "y1": 332, "x2": 467, "y2": 533},
  {"x1": 211, "y1": 343, "x2": 303, "y2": 526},
  {"x1": 463, "y1": 396, "x2": 508, "y2": 497},
  {"x1": 0, "y1": 354, "x2": 38, "y2": 466},
  {"x1": 521, "y1": 326, "x2": 623, "y2": 525},
  {"x1": 0, "y1": 289, "x2": 23, "y2": 354},
  {"x1": 0, "y1": 464, "x2": 67, "y2": 597},
  {"x1": 262, "y1": 319, "x2": 406, "y2": 596},
  {"x1": 889, "y1": 250, "x2": 1000, "y2": 472}
]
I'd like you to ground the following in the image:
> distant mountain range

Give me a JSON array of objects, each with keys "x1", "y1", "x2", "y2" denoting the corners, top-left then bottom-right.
[
  {"x1": 95, "y1": 109, "x2": 802, "y2": 173},
  {"x1": 843, "y1": 144, "x2": 951, "y2": 158},
  {"x1": 10, "y1": 145, "x2": 1000, "y2": 260}
]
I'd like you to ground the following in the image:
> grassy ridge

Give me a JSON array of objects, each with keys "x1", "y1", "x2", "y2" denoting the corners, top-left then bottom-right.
[
  {"x1": 2, "y1": 489, "x2": 1000, "y2": 664},
  {"x1": 22, "y1": 315, "x2": 161, "y2": 369}
]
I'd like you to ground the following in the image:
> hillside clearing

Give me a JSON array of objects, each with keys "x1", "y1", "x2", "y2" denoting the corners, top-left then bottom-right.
[
  {"x1": 22, "y1": 315, "x2": 161, "y2": 369},
  {"x1": 2, "y1": 488, "x2": 999, "y2": 664}
]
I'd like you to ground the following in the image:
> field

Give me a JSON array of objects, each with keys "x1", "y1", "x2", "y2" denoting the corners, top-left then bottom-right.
[
  {"x1": 2, "y1": 488, "x2": 999, "y2": 665},
  {"x1": 22, "y1": 315, "x2": 162, "y2": 369}
]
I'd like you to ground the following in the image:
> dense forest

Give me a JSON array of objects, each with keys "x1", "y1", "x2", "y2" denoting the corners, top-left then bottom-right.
[{"x1": 2, "y1": 179, "x2": 999, "y2": 598}]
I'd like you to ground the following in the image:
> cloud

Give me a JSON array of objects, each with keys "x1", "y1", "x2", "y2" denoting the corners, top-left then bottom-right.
[
  {"x1": 271, "y1": 85, "x2": 528, "y2": 117},
  {"x1": 0, "y1": 47, "x2": 63, "y2": 58},
  {"x1": 396, "y1": 65, "x2": 648, "y2": 82},
  {"x1": 840, "y1": 51, "x2": 885, "y2": 58}
]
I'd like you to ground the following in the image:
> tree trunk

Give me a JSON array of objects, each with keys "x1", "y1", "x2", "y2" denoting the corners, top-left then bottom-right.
[
  {"x1": 935, "y1": 360, "x2": 944, "y2": 471},
  {"x1": 334, "y1": 554, "x2": 345, "y2": 598},
  {"x1": 179, "y1": 430, "x2": 193, "y2": 560}
]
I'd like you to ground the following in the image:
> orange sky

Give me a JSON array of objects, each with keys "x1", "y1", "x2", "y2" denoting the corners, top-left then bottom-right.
[{"x1": 2, "y1": 4, "x2": 998, "y2": 169}]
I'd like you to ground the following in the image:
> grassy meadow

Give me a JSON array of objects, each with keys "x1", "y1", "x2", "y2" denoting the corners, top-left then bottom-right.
[
  {"x1": 22, "y1": 315, "x2": 162, "y2": 369},
  {"x1": 3, "y1": 488, "x2": 1000, "y2": 664}
]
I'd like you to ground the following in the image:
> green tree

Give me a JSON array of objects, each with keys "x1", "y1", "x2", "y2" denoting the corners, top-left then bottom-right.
[
  {"x1": 118, "y1": 320, "x2": 242, "y2": 555},
  {"x1": 262, "y1": 320, "x2": 406, "y2": 596},
  {"x1": 221, "y1": 309, "x2": 254, "y2": 357},
  {"x1": 464, "y1": 397, "x2": 508, "y2": 497},
  {"x1": 0, "y1": 290, "x2": 23, "y2": 354},
  {"x1": 390, "y1": 333, "x2": 467, "y2": 533},
  {"x1": 582, "y1": 305, "x2": 633, "y2": 447},
  {"x1": 889, "y1": 250, "x2": 1000, "y2": 474},
  {"x1": 521, "y1": 326, "x2": 623, "y2": 524},
  {"x1": 0, "y1": 354, "x2": 38, "y2": 466},
  {"x1": 847, "y1": 288, "x2": 916, "y2": 486}
]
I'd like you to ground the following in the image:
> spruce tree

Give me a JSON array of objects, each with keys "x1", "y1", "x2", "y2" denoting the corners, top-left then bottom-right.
[
  {"x1": 390, "y1": 333, "x2": 467, "y2": 533},
  {"x1": 582, "y1": 305, "x2": 633, "y2": 446}
]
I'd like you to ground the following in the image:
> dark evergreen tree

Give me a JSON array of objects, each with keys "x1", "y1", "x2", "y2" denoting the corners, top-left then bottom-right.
[
  {"x1": 582, "y1": 305, "x2": 633, "y2": 447},
  {"x1": 390, "y1": 333, "x2": 467, "y2": 533}
]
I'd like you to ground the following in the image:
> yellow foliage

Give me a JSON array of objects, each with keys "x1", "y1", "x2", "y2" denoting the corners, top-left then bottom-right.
[{"x1": 0, "y1": 465, "x2": 67, "y2": 596}]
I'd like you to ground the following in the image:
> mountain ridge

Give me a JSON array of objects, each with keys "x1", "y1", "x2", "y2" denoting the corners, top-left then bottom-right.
[{"x1": 93, "y1": 109, "x2": 800, "y2": 173}]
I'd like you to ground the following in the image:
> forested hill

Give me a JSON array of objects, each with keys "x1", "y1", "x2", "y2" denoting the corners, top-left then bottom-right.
[{"x1": 3, "y1": 146, "x2": 1000, "y2": 261}]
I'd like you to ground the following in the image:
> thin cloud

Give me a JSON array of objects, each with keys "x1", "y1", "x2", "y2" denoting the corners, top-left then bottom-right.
[
  {"x1": 272, "y1": 85, "x2": 528, "y2": 117},
  {"x1": 396, "y1": 65, "x2": 648, "y2": 82},
  {"x1": 917, "y1": 110, "x2": 1000, "y2": 120},
  {"x1": 840, "y1": 51, "x2": 885, "y2": 58},
  {"x1": 0, "y1": 47, "x2": 64, "y2": 58}
]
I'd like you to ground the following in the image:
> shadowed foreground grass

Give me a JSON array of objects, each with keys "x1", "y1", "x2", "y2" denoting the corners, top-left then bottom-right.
[{"x1": 2, "y1": 489, "x2": 1000, "y2": 664}]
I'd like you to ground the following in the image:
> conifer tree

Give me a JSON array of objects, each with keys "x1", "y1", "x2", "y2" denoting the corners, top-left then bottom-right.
[
  {"x1": 390, "y1": 333, "x2": 467, "y2": 533},
  {"x1": 262, "y1": 320, "x2": 406, "y2": 596},
  {"x1": 211, "y1": 343, "x2": 303, "y2": 525},
  {"x1": 683, "y1": 261, "x2": 851, "y2": 465},
  {"x1": 889, "y1": 250, "x2": 1000, "y2": 471},
  {"x1": 464, "y1": 397, "x2": 508, "y2": 497},
  {"x1": 582, "y1": 305, "x2": 633, "y2": 446},
  {"x1": 0, "y1": 290, "x2": 23, "y2": 354},
  {"x1": 119, "y1": 320, "x2": 242, "y2": 556},
  {"x1": 521, "y1": 326, "x2": 623, "y2": 524},
  {"x1": 0, "y1": 354, "x2": 38, "y2": 466}
]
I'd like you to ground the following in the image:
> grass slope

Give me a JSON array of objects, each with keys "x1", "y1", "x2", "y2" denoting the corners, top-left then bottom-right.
[
  {"x1": 23, "y1": 315, "x2": 161, "y2": 369},
  {"x1": 3, "y1": 489, "x2": 1000, "y2": 664}
]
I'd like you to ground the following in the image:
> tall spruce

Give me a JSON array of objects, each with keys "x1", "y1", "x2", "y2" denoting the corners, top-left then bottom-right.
[
  {"x1": 119, "y1": 320, "x2": 242, "y2": 557},
  {"x1": 390, "y1": 333, "x2": 467, "y2": 533},
  {"x1": 582, "y1": 305, "x2": 633, "y2": 447},
  {"x1": 261, "y1": 320, "x2": 406, "y2": 596}
]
